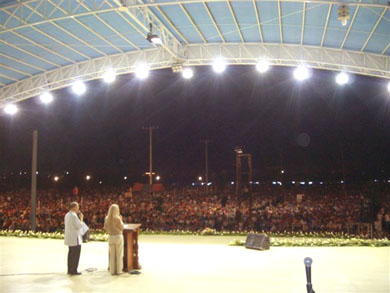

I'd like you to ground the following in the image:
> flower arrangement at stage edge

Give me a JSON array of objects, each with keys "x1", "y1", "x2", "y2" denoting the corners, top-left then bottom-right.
[{"x1": 200, "y1": 227, "x2": 218, "y2": 235}]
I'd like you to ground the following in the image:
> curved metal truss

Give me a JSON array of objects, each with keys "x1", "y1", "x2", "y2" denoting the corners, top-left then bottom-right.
[{"x1": 1, "y1": 43, "x2": 389, "y2": 106}]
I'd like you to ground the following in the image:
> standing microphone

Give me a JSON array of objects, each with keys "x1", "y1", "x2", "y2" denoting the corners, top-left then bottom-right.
[{"x1": 304, "y1": 257, "x2": 315, "y2": 293}]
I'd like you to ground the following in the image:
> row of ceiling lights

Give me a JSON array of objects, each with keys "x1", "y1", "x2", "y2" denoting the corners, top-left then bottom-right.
[{"x1": 3, "y1": 58, "x2": 390, "y2": 116}]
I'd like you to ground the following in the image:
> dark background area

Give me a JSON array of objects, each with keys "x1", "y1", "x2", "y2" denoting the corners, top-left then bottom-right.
[{"x1": 1, "y1": 65, "x2": 389, "y2": 187}]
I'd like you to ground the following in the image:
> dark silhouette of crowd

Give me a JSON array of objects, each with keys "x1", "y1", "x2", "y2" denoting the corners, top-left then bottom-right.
[{"x1": 1, "y1": 183, "x2": 389, "y2": 237}]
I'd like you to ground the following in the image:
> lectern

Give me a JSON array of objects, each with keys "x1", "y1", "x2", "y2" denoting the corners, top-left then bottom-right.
[{"x1": 123, "y1": 223, "x2": 141, "y2": 272}]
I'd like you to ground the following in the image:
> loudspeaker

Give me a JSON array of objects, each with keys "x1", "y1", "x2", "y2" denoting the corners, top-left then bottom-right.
[{"x1": 245, "y1": 233, "x2": 270, "y2": 250}]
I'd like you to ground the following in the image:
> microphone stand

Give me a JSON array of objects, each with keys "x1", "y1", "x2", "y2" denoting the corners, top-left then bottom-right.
[{"x1": 304, "y1": 257, "x2": 315, "y2": 293}]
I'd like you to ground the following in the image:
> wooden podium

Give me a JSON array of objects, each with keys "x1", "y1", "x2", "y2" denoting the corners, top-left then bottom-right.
[{"x1": 123, "y1": 223, "x2": 141, "y2": 272}]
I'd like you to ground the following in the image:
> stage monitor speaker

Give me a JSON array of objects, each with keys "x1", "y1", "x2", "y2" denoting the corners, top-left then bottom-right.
[{"x1": 245, "y1": 233, "x2": 270, "y2": 250}]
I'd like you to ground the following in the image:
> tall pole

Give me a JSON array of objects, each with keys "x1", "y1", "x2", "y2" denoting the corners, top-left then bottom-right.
[
  {"x1": 31, "y1": 130, "x2": 38, "y2": 232},
  {"x1": 143, "y1": 126, "x2": 158, "y2": 186},
  {"x1": 201, "y1": 140, "x2": 210, "y2": 194}
]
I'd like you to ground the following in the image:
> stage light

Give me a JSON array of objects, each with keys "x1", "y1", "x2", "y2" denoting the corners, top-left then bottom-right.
[
  {"x1": 146, "y1": 23, "x2": 162, "y2": 45},
  {"x1": 336, "y1": 72, "x2": 349, "y2": 85},
  {"x1": 281, "y1": 170, "x2": 285, "y2": 174},
  {"x1": 3, "y1": 104, "x2": 18, "y2": 115},
  {"x1": 54, "y1": 176, "x2": 59, "y2": 182},
  {"x1": 198, "y1": 176, "x2": 203, "y2": 181},
  {"x1": 212, "y1": 57, "x2": 226, "y2": 73},
  {"x1": 156, "y1": 175, "x2": 161, "y2": 181},
  {"x1": 86, "y1": 175, "x2": 91, "y2": 181},
  {"x1": 231, "y1": 181, "x2": 234, "y2": 185},
  {"x1": 124, "y1": 176, "x2": 127, "y2": 180},
  {"x1": 102, "y1": 69, "x2": 116, "y2": 83},
  {"x1": 256, "y1": 60, "x2": 270, "y2": 73},
  {"x1": 135, "y1": 63, "x2": 149, "y2": 79},
  {"x1": 99, "y1": 181, "x2": 103, "y2": 184},
  {"x1": 182, "y1": 68, "x2": 193, "y2": 79},
  {"x1": 387, "y1": 81, "x2": 390, "y2": 93},
  {"x1": 292, "y1": 181, "x2": 296, "y2": 184},
  {"x1": 40, "y1": 92, "x2": 53, "y2": 104},
  {"x1": 294, "y1": 65, "x2": 310, "y2": 81},
  {"x1": 72, "y1": 80, "x2": 86, "y2": 95}
]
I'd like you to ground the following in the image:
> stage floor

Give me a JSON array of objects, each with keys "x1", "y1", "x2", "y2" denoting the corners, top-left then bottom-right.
[{"x1": 0, "y1": 235, "x2": 389, "y2": 293}]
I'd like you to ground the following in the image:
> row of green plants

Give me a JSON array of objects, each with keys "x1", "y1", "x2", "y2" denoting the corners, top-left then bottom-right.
[{"x1": 1, "y1": 229, "x2": 389, "y2": 246}]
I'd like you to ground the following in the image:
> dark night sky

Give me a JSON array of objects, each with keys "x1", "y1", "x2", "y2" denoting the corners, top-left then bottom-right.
[{"x1": 1, "y1": 66, "x2": 389, "y2": 184}]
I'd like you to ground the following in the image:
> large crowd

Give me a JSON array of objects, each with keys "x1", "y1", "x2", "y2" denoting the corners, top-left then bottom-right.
[{"x1": 1, "y1": 183, "x2": 389, "y2": 237}]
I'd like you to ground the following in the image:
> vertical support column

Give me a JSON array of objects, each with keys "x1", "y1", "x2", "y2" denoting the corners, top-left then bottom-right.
[
  {"x1": 31, "y1": 130, "x2": 38, "y2": 232},
  {"x1": 149, "y1": 127, "x2": 153, "y2": 186}
]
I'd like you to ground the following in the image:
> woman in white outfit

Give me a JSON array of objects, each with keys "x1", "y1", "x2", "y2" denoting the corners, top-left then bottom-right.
[{"x1": 104, "y1": 204, "x2": 124, "y2": 275}]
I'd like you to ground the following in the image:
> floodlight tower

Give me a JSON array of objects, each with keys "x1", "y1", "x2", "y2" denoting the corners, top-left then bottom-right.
[
  {"x1": 201, "y1": 139, "x2": 211, "y2": 195},
  {"x1": 234, "y1": 147, "x2": 252, "y2": 199},
  {"x1": 142, "y1": 126, "x2": 159, "y2": 186}
]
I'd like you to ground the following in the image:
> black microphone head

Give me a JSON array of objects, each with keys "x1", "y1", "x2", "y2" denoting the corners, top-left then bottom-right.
[{"x1": 304, "y1": 257, "x2": 312, "y2": 267}]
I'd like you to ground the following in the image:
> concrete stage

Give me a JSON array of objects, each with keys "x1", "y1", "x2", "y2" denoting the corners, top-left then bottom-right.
[{"x1": 0, "y1": 235, "x2": 389, "y2": 293}]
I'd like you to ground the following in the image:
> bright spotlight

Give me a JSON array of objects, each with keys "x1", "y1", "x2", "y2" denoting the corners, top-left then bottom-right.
[
  {"x1": 294, "y1": 65, "x2": 310, "y2": 81},
  {"x1": 86, "y1": 175, "x2": 91, "y2": 181},
  {"x1": 198, "y1": 176, "x2": 203, "y2": 181},
  {"x1": 54, "y1": 176, "x2": 59, "y2": 182},
  {"x1": 40, "y1": 92, "x2": 53, "y2": 104},
  {"x1": 156, "y1": 175, "x2": 161, "y2": 181},
  {"x1": 212, "y1": 57, "x2": 226, "y2": 73},
  {"x1": 182, "y1": 68, "x2": 193, "y2": 79},
  {"x1": 336, "y1": 72, "x2": 349, "y2": 85},
  {"x1": 3, "y1": 104, "x2": 18, "y2": 115},
  {"x1": 102, "y1": 69, "x2": 116, "y2": 83},
  {"x1": 135, "y1": 63, "x2": 150, "y2": 79},
  {"x1": 256, "y1": 60, "x2": 270, "y2": 73},
  {"x1": 72, "y1": 80, "x2": 86, "y2": 95}
]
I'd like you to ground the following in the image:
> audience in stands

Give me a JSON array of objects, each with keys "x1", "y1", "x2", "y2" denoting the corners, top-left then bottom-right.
[{"x1": 0, "y1": 184, "x2": 389, "y2": 237}]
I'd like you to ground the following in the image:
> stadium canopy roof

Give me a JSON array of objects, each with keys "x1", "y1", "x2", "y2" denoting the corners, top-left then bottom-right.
[{"x1": 0, "y1": 0, "x2": 389, "y2": 106}]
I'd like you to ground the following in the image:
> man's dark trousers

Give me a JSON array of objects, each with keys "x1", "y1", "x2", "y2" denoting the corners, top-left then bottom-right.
[{"x1": 67, "y1": 245, "x2": 81, "y2": 274}]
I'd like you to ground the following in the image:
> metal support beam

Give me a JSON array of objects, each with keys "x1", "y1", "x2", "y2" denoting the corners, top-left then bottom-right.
[
  {"x1": 203, "y1": 2, "x2": 225, "y2": 42},
  {"x1": 340, "y1": 4, "x2": 361, "y2": 49},
  {"x1": 321, "y1": 4, "x2": 332, "y2": 47},
  {"x1": 227, "y1": 1, "x2": 244, "y2": 42},
  {"x1": 277, "y1": 0, "x2": 283, "y2": 43},
  {"x1": 2, "y1": 0, "x2": 390, "y2": 12},
  {"x1": 300, "y1": 2, "x2": 306, "y2": 45},
  {"x1": 155, "y1": 6, "x2": 189, "y2": 44},
  {"x1": 360, "y1": 8, "x2": 387, "y2": 52},
  {"x1": 1, "y1": 44, "x2": 389, "y2": 106},
  {"x1": 253, "y1": 0, "x2": 264, "y2": 42},
  {"x1": 180, "y1": 3, "x2": 207, "y2": 43}
]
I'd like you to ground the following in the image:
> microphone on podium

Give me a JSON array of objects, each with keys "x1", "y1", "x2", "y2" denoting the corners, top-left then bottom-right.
[{"x1": 304, "y1": 257, "x2": 315, "y2": 293}]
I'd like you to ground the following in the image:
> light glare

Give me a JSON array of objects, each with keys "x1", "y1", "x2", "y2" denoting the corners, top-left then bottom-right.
[
  {"x1": 387, "y1": 81, "x2": 390, "y2": 93},
  {"x1": 182, "y1": 68, "x2": 193, "y2": 79},
  {"x1": 256, "y1": 60, "x2": 270, "y2": 73},
  {"x1": 294, "y1": 65, "x2": 310, "y2": 81},
  {"x1": 102, "y1": 69, "x2": 116, "y2": 83},
  {"x1": 151, "y1": 36, "x2": 162, "y2": 45},
  {"x1": 72, "y1": 80, "x2": 86, "y2": 95},
  {"x1": 135, "y1": 63, "x2": 150, "y2": 79},
  {"x1": 40, "y1": 92, "x2": 53, "y2": 104},
  {"x1": 3, "y1": 104, "x2": 18, "y2": 115},
  {"x1": 212, "y1": 57, "x2": 226, "y2": 73},
  {"x1": 336, "y1": 72, "x2": 349, "y2": 85}
]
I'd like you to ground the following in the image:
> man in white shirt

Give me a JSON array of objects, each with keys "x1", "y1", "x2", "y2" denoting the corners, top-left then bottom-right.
[{"x1": 64, "y1": 202, "x2": 84, "y2": 275}]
